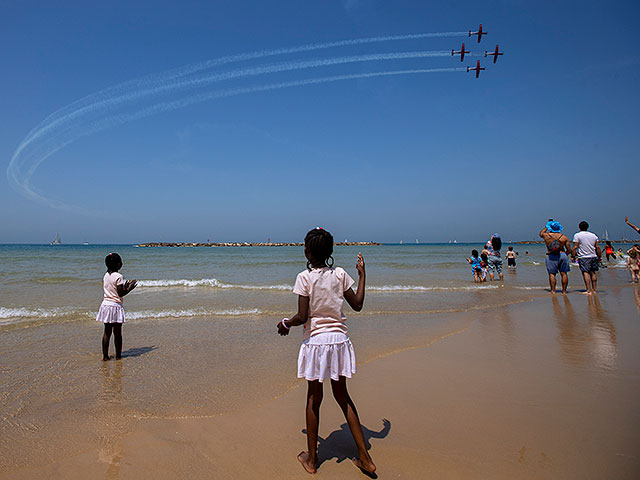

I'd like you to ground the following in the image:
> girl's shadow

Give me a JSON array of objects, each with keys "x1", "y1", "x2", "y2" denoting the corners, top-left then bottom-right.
[
  {"x1": 304, "y1": 418, "x2": 390, "y2": 476},
  {"x1": 120, "y1": 345, "x2": 157, "y2": 358}
]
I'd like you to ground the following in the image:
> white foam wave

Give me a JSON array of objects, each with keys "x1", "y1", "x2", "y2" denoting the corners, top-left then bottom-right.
[
  {"x1": 0, "y1": 307, "x2": 67, "y2": 319},
  {"x1": 126, "y1": 308, "x2": 260, "y2": 319},
  {"x1": 369, "y1": 285, "x2": 499, "y2": 292},
  {"x1": 0, "y1": 305, "x2": 263, "y2": 325},
  {"x1": 137, "y1": 278, "x2": 292, "y2": 290}
]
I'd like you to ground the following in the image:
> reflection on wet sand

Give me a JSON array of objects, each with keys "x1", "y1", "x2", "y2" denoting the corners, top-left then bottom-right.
[
  {"x1": 100, "y1": 359, "x2": 123, "y2": 406},
  {"x1": 634, "y1": 285, "x2": 640, "y2": 313},
  {"x1": 587, "y1": 294, "x2": 617, "y2": 370},
  {"x1": 99, "y1": 360, "x2": 124, "y2": 480},
  {"x1": 551, "y1": 294, "x2": 618, "y2": 371},
  {"x1": 551, "y1": 295, "x2": 589, "y2": 368}
]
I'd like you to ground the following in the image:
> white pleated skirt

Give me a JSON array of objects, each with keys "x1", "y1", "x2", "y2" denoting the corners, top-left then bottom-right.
[
  {"x1": 96, "y1": 300, "x2": 126, "y2": 323},
  {"x1": 297, "y1": 332, "x2": 356, "y2": 382}
]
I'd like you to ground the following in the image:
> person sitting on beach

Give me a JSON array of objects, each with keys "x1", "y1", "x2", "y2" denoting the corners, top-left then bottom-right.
[
  {"x1": 625, "y1": 216, "x2": 640, "y2": 235},
  {"x1": 276, "y1": 227, "x2": 375, "y2": 475},
  {"x1": 96, "y1": 253, "x2": 137, "y2": 360},
  {"x1": 572, "y1": 221, "x2": 602, "y2": 295},
  {"x1": 467, "y1": 249, "x2": 483, "y2": 283},
  {"x1": 485, "y1": 234, "x2": 504, "y2": 282},
  {"x1": 505, "y1": 246, "x2": 517, "y2": 271},
  {"x1": 603, "y1": 241, "x2": 616, "y2": 262},
  {"x1": 539, "y1": 221, "x2": 571, "y2": 294},
  {"x1": 626, "y1": 245, "x2": 640, "y2": 283}
]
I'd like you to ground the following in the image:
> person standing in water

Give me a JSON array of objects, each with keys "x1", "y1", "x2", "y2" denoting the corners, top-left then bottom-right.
[
  {"x1": 96, "y1": 253, "x2": 137, "y2": 360},
  {"x1": 505, "y1": 246, "x2": 517, "y2": 271},
  {"x1": 572, "y1": 221, "x2": 602, "y2": 295},
  {"x1": 485, "y1": 234, "x2": 504, "y2": 282},
  {"x1": 539, "y1": 221, "x2": 572, "y2": 294}
]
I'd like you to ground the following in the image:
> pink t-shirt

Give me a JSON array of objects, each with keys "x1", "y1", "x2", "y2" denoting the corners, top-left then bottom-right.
[
  {"x1": 293, "y1": 266, "x2": 355, "y2": 340},
  {"x1": 103, "y1": 272, "x2": 124, "y2": 304}
]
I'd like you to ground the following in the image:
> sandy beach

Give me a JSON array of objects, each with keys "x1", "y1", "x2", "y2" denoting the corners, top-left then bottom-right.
[{"x1": 3, "y1": 282, "x2": 639, "y2": 479}]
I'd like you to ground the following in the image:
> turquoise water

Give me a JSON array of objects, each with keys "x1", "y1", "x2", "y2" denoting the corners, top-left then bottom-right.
[{"x1": 2, "y1": 242, "x2": 610, "y2": 328}]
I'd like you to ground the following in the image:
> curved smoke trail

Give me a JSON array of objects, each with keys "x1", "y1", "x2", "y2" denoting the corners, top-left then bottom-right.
[{"x1": 8, "y1": 33, "x2": 468, "y2": 212}]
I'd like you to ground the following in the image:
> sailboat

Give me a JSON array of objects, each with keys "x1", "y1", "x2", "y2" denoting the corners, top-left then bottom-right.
[{"x1": 50, "y1": 233, "x2": 61, "y2": 245}]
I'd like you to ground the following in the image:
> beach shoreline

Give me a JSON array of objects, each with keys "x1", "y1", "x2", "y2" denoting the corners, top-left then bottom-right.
[{"x1": 2, "y1": 287, "x2": 639, "y2": 479}]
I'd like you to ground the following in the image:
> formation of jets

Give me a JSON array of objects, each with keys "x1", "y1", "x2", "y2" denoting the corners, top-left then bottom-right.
[{"x1": 453, "y1": 24, "x2": 503, "y2": 78}]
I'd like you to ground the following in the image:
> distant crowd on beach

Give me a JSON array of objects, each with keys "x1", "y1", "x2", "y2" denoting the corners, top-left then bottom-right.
[{"x1": 466, "y1": 216, "x2": 640, "y2": 294}]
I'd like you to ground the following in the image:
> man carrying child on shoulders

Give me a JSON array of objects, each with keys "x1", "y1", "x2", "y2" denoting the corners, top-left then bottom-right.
[{"x1": 539, "y1": 220, "x2": 572, "y2": 295}]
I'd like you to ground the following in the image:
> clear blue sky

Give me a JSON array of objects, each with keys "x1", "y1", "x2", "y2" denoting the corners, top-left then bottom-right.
[{"x1": 1, "y1": 1, "x2": 638, "y2": 243}]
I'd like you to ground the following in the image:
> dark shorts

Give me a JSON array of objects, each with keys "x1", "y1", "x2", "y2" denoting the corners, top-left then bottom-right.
[
  {"x1": 545, "y1": 252, "x2": 570, "y2": 274},
  {"x1": 507, "y1": 258, "x2": 516, "y2": 267},
  {"x1": 578, "y1": 257, "x2": 599, "y2": 273}
]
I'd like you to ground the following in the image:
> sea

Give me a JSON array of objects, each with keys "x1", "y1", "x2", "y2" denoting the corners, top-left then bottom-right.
[{"x1": 0, "y1": 242, "x2": 634, "y2": 470}]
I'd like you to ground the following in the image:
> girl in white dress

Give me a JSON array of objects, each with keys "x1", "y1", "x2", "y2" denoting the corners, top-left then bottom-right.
[
  {"x1": 277, "y1": 227, "x2": 375, "y2": 475},
  {"x1": 96, "y1": 253, "x2": 137, "y2": 360}
]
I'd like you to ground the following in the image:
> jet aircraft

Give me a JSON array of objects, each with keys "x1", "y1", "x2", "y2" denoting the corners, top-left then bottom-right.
[
  {"x1": 451, "y1": 43, "x2": 470, "y2": 62},
  {"x1": 468, "y1": 24, "x2": 486, "y2": 43},
  {"x1": 467, "y1": 60, "x2": 485, "y2": 78},
  {"x1": 485, "y1": 45, "x2": 503, "y2": 63}
]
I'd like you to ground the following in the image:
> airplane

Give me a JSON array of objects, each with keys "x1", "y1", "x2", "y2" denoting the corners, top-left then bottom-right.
[
  {"x1": 484, "y1": 44, "x2": 503, "y2": 63},
  {"x1": 451, "y1": 42, "x2": 470, "y2": 62},
  {"x1": 467, "y1": 60, "x2": 485, "y2": 78},
  {"x1": 468, "y1": 24, "x2": 486, "y2": 43}
]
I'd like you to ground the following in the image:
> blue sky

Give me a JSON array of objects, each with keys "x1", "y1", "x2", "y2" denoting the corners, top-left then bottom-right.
[{"x1": 1, "y1": 1, "x2": 638, "y2": 243}]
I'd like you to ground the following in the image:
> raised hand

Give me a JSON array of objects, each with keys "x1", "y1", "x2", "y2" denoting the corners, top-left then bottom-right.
[
  {"x1": 356, "y1": 252, "x2": 365, "y2": 276},
  {"x1": 126, "y1": 279, "x2": 137, "y2": 292}
]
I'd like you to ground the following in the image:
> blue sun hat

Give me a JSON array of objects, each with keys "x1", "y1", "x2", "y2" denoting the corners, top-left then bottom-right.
[{"x1": 546, "y1": 221, "x2": 563, "y2": 233}]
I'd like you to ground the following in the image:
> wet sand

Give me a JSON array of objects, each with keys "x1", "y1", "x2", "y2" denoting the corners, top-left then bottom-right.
[{"x1": 2, "y1": 286, "x2": 639, "y2": 479}]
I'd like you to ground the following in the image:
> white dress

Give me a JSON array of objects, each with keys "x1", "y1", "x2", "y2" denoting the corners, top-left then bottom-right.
[
  {"x1": 96, "y1": 272, "x2": 126, "y2": 323},
  {"x1": 293, "y1": 267, "x2": 357, "y2": 382}
]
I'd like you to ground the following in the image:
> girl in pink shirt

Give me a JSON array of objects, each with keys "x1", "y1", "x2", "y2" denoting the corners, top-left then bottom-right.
[
  {"x1": 277, "y1": 227, "x2": 375, "y2": 475},
  {"x1": 96, "y1": 253, "x2": 137, "y2": 360}
]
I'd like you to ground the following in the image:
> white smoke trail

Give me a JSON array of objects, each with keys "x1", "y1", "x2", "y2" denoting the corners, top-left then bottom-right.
[
  {"x1": 17, "y1": 32, "x2": 466, "y2": 149},
  {"x1": 8, "y1": 36, "x2": 467, "y2": 211},
  {"x1": 13, "y1": 50, "x2": 452, "y2": 154}
]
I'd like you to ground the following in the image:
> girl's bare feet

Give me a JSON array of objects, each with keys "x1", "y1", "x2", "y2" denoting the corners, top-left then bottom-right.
[
  {"x1": 352, "y1": 456, "x2": 376, "y2": 475},
  {"x1": 297, "y1": 451, "x2": 316, "y2": 474},
  {"x1": 102, "y1": 356, "x2": 111, "y2": 361}
]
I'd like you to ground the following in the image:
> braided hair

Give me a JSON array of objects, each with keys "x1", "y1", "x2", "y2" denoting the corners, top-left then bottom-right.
[{"x1": 304, "y1": 227, "x2": 334, "y2": 269}]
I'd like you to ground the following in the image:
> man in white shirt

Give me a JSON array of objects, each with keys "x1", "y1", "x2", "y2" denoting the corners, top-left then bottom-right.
[{"x1": 572, "y1": 220, "x2": 602, "y2": 295}]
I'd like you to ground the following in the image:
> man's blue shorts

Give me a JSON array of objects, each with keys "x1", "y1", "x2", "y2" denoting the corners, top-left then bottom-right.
[{"x1": 545, "y1": 252, "x2": 570, "y2": 274}]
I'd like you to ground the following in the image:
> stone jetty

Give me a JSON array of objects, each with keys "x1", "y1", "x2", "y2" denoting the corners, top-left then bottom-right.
[{"x1": 136, "y1": 241, "x2": 382, "y2": 248}]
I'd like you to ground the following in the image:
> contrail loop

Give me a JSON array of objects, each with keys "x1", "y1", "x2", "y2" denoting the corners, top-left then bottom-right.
[
  {"x1": 8, "y1": 37, "x2": 467, "y2": 212},
  {"x1": 17, "y1": 31, "x2": 466, "y2": 148}
]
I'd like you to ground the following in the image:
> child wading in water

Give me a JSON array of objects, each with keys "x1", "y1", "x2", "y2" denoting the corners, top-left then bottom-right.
[
  {"x1": 467, "y1": 249, "x2": 482, "y2": 283},
  {"x1": 277, "y1": 228, "x2": 375, "y2": 475},
  {"x1": 96, "y1": 253, "x2": 137, "y2": 360}
]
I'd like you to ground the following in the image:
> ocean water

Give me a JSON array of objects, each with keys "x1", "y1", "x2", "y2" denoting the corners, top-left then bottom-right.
[
  {"x1": 0, "y1": 242, "x2": 634, "y2": 470},
  {"x1": 1, "y1": 242, "x2": 599, "y2": 327}
]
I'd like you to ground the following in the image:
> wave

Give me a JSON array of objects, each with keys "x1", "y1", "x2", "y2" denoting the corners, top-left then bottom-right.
[
  {"x1": 0, "y1": 307, "x2": 68, "y2": 319},
  {"x1": 368, "y1": 285, "x2": 500, "y2": 292},
  {"x1": 126, "y1": 308, "x2": 261, "y2": 319},
  {"x1": 0, "y1": 306, "x2": 262, "y2": 326},
  {"x1": 137, "y1": 278, "x2": 292, "y2": 290}
]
